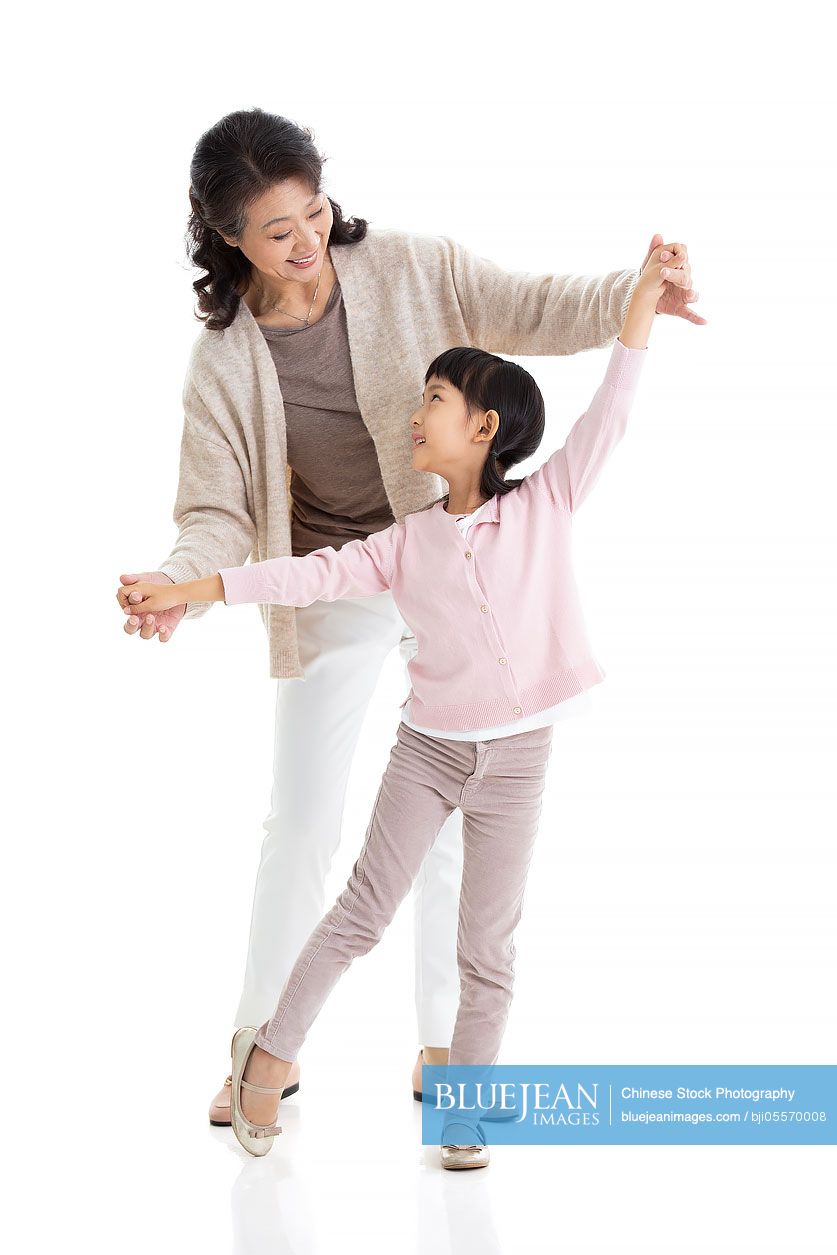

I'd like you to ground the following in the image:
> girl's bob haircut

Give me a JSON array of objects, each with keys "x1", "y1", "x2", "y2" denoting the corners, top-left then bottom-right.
[{"x1": 423, "y1": 346, "x2": 546, "y2": 503}]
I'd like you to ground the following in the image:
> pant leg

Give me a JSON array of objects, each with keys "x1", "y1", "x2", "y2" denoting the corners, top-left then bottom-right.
[
  {"x1": 397, "y1": 630, "x2": 465, "y2": 1047},
  {"x1": 412, "y1": 813, "x2": 464, "y2": 1046},
  {"x1": 253, "y1": 723, "x2": 477, "y2": 1062},
  {"x1": 234, "y1": 592, "x2": 404, "y2": 1028},
  {"x1": 449, "y1": 723, "x2": 555, "y2": 1067}
]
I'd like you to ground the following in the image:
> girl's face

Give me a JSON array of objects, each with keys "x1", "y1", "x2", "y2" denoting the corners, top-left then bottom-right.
[
  {"x1": 220, "y1": 174, "x2": 334, "y2": 282},
  {"x1": 410, "y1": 378, "x2": 499, "y2": 479}
]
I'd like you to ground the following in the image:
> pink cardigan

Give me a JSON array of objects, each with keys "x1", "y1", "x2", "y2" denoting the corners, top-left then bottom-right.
[{"x1": 219, "y1": 337, "x2": 647, "y2": 731}]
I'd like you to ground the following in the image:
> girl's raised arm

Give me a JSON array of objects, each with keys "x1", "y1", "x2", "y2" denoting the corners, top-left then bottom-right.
[
  {"x1": 524, "y1": 244, "x2": 665, "y2": 513},
  {"x1": 526, "y1": 338, "x2": 647, "y2": 514}
]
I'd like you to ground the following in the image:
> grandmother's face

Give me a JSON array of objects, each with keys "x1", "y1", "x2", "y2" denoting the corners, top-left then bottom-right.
[{"x1": 220, "y1": 174, "x2": 334, "y2": 281}]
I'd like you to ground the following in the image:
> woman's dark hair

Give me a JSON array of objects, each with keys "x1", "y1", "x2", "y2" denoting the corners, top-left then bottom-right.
[
  {"x1": 185, "y1": 108, "x2": 368, "y2": 330},
  {"x1": 423, "y1": 347, "x2": 546, "y2": 501}
]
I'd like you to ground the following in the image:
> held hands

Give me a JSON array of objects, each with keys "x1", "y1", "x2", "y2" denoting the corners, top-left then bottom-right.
[
  {"x1": 117, "y1": 571, "x2": 186, "y2": 641},
  {"x1": 632, "y1": 241, "x2": 682, "y2": 309},
  {"x1": 621, "y1": 239, "x2": 697, "y2": 348},
  {"x1": 638, "y1": 234, "x2": 704, "y2": 324}
]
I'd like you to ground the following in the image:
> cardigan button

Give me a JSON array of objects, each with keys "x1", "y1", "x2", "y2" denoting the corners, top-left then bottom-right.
[
  {"x1": 513, "y1": 706, "x2": 522, "y2": 715},
  {"x1": 464, "y1": 551, "x2": 472, "y2": 559},
  {"x1": 480, "y1": 604, "x2": 488, "y2": 613},
  {"x1": 498, "y1": 657, "x2": 507, "y2": 665}
]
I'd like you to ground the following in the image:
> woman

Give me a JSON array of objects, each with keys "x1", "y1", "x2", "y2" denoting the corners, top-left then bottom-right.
[{"x1": 117, "y1": 108, "x2": 702, "y2": 1125}]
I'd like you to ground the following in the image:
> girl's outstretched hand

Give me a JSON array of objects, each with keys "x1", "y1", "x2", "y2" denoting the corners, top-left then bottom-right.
[
  {"x1": 639, "y1": 234, "x2": 705, "y2": 325},
  {"x1": 117, "y1": 571, "x2": 186, "y2": 642},
  {"x1": 117, "y1": 576, "x2": 186, "y2": 621}
]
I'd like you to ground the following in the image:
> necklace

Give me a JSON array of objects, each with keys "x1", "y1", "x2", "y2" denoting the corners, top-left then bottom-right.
[{"x1": 256, "y1": 255, "x2": 325, "y2": 326}]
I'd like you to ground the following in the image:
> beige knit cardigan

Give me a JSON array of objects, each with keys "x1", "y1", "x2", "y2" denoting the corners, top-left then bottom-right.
[{"x1": 158, "y1": 227, "x2": 638, "y2": 678}]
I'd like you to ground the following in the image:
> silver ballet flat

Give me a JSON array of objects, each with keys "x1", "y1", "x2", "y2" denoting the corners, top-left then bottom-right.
[
  {"x1": 229, "y1": 1027, "x2": 284, "y2": 1156},
  {"x1": 439, "y1": 1120, "x2": 490, "y2": 1169},
  {"x1": 440, "y1": 1142, "x2": 490, "y2": 1170}
]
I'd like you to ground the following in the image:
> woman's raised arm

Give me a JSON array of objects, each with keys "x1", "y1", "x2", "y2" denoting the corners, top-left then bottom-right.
[{"x1": 444, "y1": 234, "x2": 639, "y2": 357}]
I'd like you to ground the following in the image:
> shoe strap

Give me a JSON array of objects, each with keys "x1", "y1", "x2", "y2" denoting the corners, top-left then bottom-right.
[
  {"x1": 240, "y1": 1078, "x2": 284, "y2": 1095},
  {"x1": 441, "y1": 1120, "x2": 486, "y2": 1146}
]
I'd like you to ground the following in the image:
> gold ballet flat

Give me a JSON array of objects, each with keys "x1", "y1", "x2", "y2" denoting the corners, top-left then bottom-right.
[{"x1": 229, "y1": 1027, "x2": 284, "y2": 1157}]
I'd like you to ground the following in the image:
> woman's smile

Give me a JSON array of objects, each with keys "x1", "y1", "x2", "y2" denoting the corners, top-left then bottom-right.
[{"x1": 287, "y1": 244, "x2": 319, "y2": 269}]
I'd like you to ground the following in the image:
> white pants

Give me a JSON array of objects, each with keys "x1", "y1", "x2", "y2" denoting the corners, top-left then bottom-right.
[{"x1": 233, "y1": 589, "x2": 464, "y2": 1045}]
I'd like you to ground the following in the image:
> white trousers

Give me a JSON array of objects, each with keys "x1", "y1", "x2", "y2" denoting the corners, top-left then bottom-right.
[{"x1": 233, "y1": 589, "x2": 464, "y2": 1046}]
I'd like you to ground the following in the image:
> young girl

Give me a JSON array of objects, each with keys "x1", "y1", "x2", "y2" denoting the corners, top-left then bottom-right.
[{"x1": 123, "y1": 242, "x2": 675, "y2": 1168}]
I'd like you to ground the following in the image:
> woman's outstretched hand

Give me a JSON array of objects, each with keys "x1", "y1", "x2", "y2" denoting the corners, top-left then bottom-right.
[
  {"x1": 639, "y1": 233, "x2": 705, "y2": 325},
  {"x1": 117, "y1": 572, "x2": 186, "y2": 642}
]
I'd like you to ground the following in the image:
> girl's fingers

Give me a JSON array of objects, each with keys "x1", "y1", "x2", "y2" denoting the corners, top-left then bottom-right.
[
  {"x1": 660, "y1": 242, "x2": 688, "y2": 266},
  {"x1": 661, "y1": 262, "x2": 692, "y2": 286},
  {"x1": 122, "y1": 585, "x2": 154, "y2": 609}
]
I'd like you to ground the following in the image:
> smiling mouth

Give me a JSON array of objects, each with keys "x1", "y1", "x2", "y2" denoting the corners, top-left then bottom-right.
[{"x1": 413, "y1": 437, "x2": 426, "y2": 446}]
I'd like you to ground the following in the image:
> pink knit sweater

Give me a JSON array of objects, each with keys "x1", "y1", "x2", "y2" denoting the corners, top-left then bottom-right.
[{"x1": 219, "y1": 337, "x2": 646, "y2": 732}]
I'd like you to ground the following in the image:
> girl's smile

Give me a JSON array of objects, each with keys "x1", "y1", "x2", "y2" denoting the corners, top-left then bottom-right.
[{"x1": 409, "y1": 373, "x2": 501, "y2": 513}]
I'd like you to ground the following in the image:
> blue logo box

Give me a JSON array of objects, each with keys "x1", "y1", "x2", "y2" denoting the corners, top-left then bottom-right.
[{"x1": 420, "y1": 1065, "x2": 837, "y2": 1145}]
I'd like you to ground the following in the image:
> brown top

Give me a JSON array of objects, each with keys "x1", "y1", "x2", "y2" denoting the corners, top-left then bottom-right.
[{"x1": 256, "y1": 277, "x2": 395, "y2": 556}]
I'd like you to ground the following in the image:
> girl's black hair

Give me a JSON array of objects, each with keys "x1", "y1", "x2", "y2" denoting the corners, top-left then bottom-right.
[
  {"x1": 185, "y1": 108, "x2": 369, "y2": 330},
  {"x1": 423, "y1": 347, "x2": 546, "y2": 502}
]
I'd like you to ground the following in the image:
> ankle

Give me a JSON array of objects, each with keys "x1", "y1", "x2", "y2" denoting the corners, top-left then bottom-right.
[
  {"x1": 422, "y1": 1046, "x2": 450, "y2": 1066},
  {"x1": 247, "y1": 1044, "x2": 294, "y2": 1082}
]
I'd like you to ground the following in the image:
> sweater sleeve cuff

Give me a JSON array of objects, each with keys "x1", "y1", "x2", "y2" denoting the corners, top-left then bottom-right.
[
  {"x1": 218, "y1": 564, "x2": 266, "y2": 605},
  {"x1": 604, "y1": 334, "x2": 647, "y2": 392}
]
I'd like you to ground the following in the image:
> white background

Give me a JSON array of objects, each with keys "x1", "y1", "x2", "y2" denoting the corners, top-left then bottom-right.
[{"x1": 3, "y1": 2, "x2": 835, "y2": 1252}]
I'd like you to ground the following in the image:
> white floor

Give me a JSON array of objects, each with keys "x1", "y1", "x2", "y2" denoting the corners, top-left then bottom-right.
[{"x1": 36, "y1": 1043, "x2": 834, "y2": 1255}]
